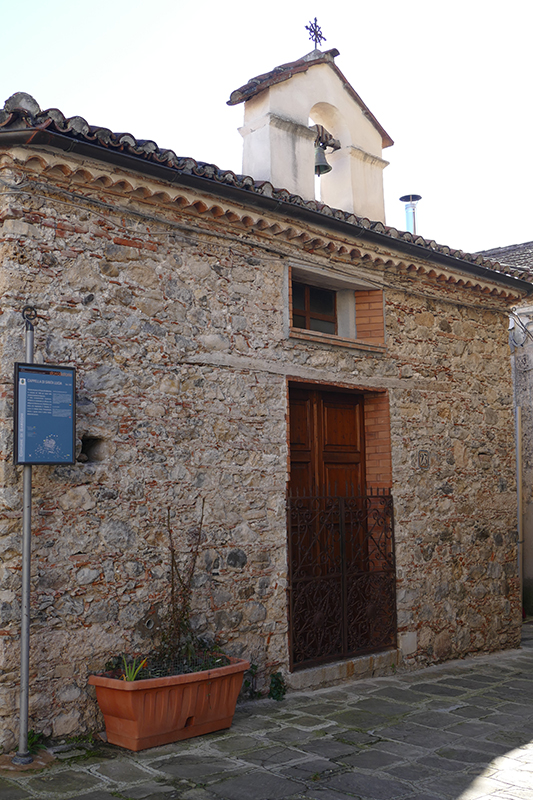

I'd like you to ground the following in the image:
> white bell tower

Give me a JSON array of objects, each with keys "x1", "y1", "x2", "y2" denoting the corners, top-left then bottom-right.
[{"x1": 228, "y1": 48, "x2": 393, "y2": 222}]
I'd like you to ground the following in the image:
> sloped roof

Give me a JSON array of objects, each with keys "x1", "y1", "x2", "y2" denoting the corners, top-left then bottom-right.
[
  {"x1": 0, "y1": 92, "x2": 531, "y2": 293},
  {"x1": 477, "y1": 242, "x2": 533, "y2": 275},
  {"x1": 227, "y1": 49, "x2": 394, "y2": 150}
]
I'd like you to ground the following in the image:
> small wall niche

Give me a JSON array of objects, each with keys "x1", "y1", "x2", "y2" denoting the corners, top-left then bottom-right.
[{"x1": 78, "y1": 435, "x2": 106, "y2": 463}]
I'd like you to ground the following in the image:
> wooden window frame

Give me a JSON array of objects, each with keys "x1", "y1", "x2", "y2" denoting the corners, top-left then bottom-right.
[
  {"x1": 288, "y1": 265, "x2": 386, "y2": 353},
  {"x1": 291, "y1": 281, "x2": 338, "y2": 335}
]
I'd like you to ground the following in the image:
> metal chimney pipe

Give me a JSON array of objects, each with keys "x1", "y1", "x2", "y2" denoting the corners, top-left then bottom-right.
[{"x1": 399, "y1": 194, "x2": 422, "y2": 235}]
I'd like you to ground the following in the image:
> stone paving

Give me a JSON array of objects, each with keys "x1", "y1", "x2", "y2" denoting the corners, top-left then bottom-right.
[{"x1": 2, "y1": 627, "x2": 533, "y2": 800}]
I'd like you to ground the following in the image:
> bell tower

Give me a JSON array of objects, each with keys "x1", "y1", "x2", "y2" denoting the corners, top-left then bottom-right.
[{"x1": 228, "y1": 48, "x2": 393, "y2": 222}]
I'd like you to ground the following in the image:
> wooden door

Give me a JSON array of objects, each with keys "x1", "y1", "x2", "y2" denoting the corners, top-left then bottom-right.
[
  {"x1": 288, "y1": 387, "x2": 368, "y2": 668},
  {"x1": 289, "y1": 388, "x2": 365, "y2": 497}
]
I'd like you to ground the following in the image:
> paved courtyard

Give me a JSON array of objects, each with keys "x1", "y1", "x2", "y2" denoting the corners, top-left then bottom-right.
[{"x1": 1, "y1": 626, "x2": 533, "y2": 800}]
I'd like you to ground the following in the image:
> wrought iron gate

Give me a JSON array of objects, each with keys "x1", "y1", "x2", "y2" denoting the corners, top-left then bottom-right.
[{"x1": 287, "y1": 490, "x2": 397, "y2": 671}]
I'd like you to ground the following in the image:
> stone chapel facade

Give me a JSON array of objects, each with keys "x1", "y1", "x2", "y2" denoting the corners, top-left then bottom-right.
[{"x1": 0, "y1": 48, "x2": 531, "y2": 746}]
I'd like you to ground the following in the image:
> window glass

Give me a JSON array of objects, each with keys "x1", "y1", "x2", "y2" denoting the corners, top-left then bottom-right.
[
  {"x1": 292, "y1": 283, "x2": 306, "y2": 311},
  {"x1": 310, "y1": 318, "x2": 336, "y2": 334},
  {"x1": 309, "y1": 286, "x2": 335, "y2": 316},
  {"x1": 291, "y1": 280, "x2": 337, "y2": 335}
]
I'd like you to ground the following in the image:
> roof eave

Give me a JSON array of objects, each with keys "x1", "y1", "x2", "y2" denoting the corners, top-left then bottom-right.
[{"x1": 2, "y1": 127, "x2": 531, "y2": 297}]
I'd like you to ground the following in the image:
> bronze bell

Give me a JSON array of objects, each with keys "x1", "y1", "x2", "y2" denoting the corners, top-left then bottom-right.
[{"x1": 314, "y1": 144, "x2": 332, "y2": 176}]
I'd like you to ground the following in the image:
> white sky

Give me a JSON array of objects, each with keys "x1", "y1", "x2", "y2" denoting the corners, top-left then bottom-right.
[{"x1": 1, "y1": 0, "x2": 531, "y2": 254}]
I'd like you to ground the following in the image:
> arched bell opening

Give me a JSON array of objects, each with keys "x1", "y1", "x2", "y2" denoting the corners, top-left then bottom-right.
[{"x1": 309, "y1": 101, "x2": 347, "y2": 202}]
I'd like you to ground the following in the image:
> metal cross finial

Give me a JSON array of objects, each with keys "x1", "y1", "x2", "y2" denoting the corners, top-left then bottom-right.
[{"x1": 306, "y1": 18, "x2": 326, "y2": 48}]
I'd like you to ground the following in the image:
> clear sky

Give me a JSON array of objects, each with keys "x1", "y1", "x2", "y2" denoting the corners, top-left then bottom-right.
[{"x1": 1, "y1": 0, "x2": 531, "y2": 255}]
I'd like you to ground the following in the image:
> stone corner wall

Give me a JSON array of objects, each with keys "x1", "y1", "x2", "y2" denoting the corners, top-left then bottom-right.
[
  {"x1": 387, "y1": 278, "x2": 521, "y2": 669},
  {"x1": 0, "y1": 159, "x2": 293, "y2": 749}
]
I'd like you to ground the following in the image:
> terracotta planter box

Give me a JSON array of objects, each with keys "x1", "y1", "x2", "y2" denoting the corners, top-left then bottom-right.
[{"x1": 89, "y1": 657, "x2": 249, "y2": 751}]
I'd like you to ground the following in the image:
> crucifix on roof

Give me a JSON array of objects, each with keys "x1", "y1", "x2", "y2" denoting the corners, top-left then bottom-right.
[{"x1": 305, "y1": 17, "x2": 326, "y2": 48}]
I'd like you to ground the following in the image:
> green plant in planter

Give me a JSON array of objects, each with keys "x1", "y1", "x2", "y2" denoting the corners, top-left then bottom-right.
[
  {"x1": 121, "y1": 655, "x2": 147, "y2": 681},
  {"x1": 101, "y1": 501, "x2": 231, "y2": 681},
  {"x1": 146, "y1": 501, "x2": 232, "y2": 674},
  {"x1": 159, "y1": 504, "x2": 204, "y2": 662},
  {"x1": 89, "y1": 500, "x2": 250, "y2": 751}
]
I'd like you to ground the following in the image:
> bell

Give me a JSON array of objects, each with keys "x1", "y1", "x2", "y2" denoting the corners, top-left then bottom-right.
[{"x1": 314, "y1": 145, "x2": 332, "y2": 176}]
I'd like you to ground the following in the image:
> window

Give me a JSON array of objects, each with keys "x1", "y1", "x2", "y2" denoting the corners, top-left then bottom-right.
[
  {"x1": 292, "y1": 282, "x2": 337, "y2": 335},
  {"x1": 288, "y1": 267, "x2": 386, "y2": 352}
]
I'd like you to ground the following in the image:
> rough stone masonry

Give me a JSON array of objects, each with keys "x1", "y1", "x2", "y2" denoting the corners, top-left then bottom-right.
[{"x1": 0, "y1": 104, "x2": 527, "y2": 749}]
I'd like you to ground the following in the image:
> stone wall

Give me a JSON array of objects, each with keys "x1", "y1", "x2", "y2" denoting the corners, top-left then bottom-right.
[
  {"x1": 0, "y1": 149, "x2": 521, "y2": 748},
  {"x1": 386, "y1": 280, "x2": 520, "y2": 661}
]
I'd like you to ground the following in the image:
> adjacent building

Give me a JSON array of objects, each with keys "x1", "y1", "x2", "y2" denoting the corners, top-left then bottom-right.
[{"x1": 479, "y1": 241, "x2": 533, "y2": 616}]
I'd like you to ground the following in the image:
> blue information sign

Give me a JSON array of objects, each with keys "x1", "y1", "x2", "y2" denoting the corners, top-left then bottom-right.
[{"x1": 14, "y1": 363, "x2": 76, "y2": 465}]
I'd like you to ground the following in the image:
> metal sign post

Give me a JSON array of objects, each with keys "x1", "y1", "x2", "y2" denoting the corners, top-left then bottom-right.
[
  {"x1": 12, "y1": 307, "x2": 76, "y2": 764},
  {"x1": 13, "y1": 306, "x2": 36, "y2": 765}
]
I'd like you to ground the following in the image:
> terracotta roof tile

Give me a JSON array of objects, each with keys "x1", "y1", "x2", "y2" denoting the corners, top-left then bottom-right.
[
  {"x1": 227, "y1": 48, "x2": 394, "y2": 150},
  {"x1": 0, "y1": 92, "x2": 531, "y2": 287},
  {"x1": 227, "y1": 49, "x2": 340, "y2": 104}
]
